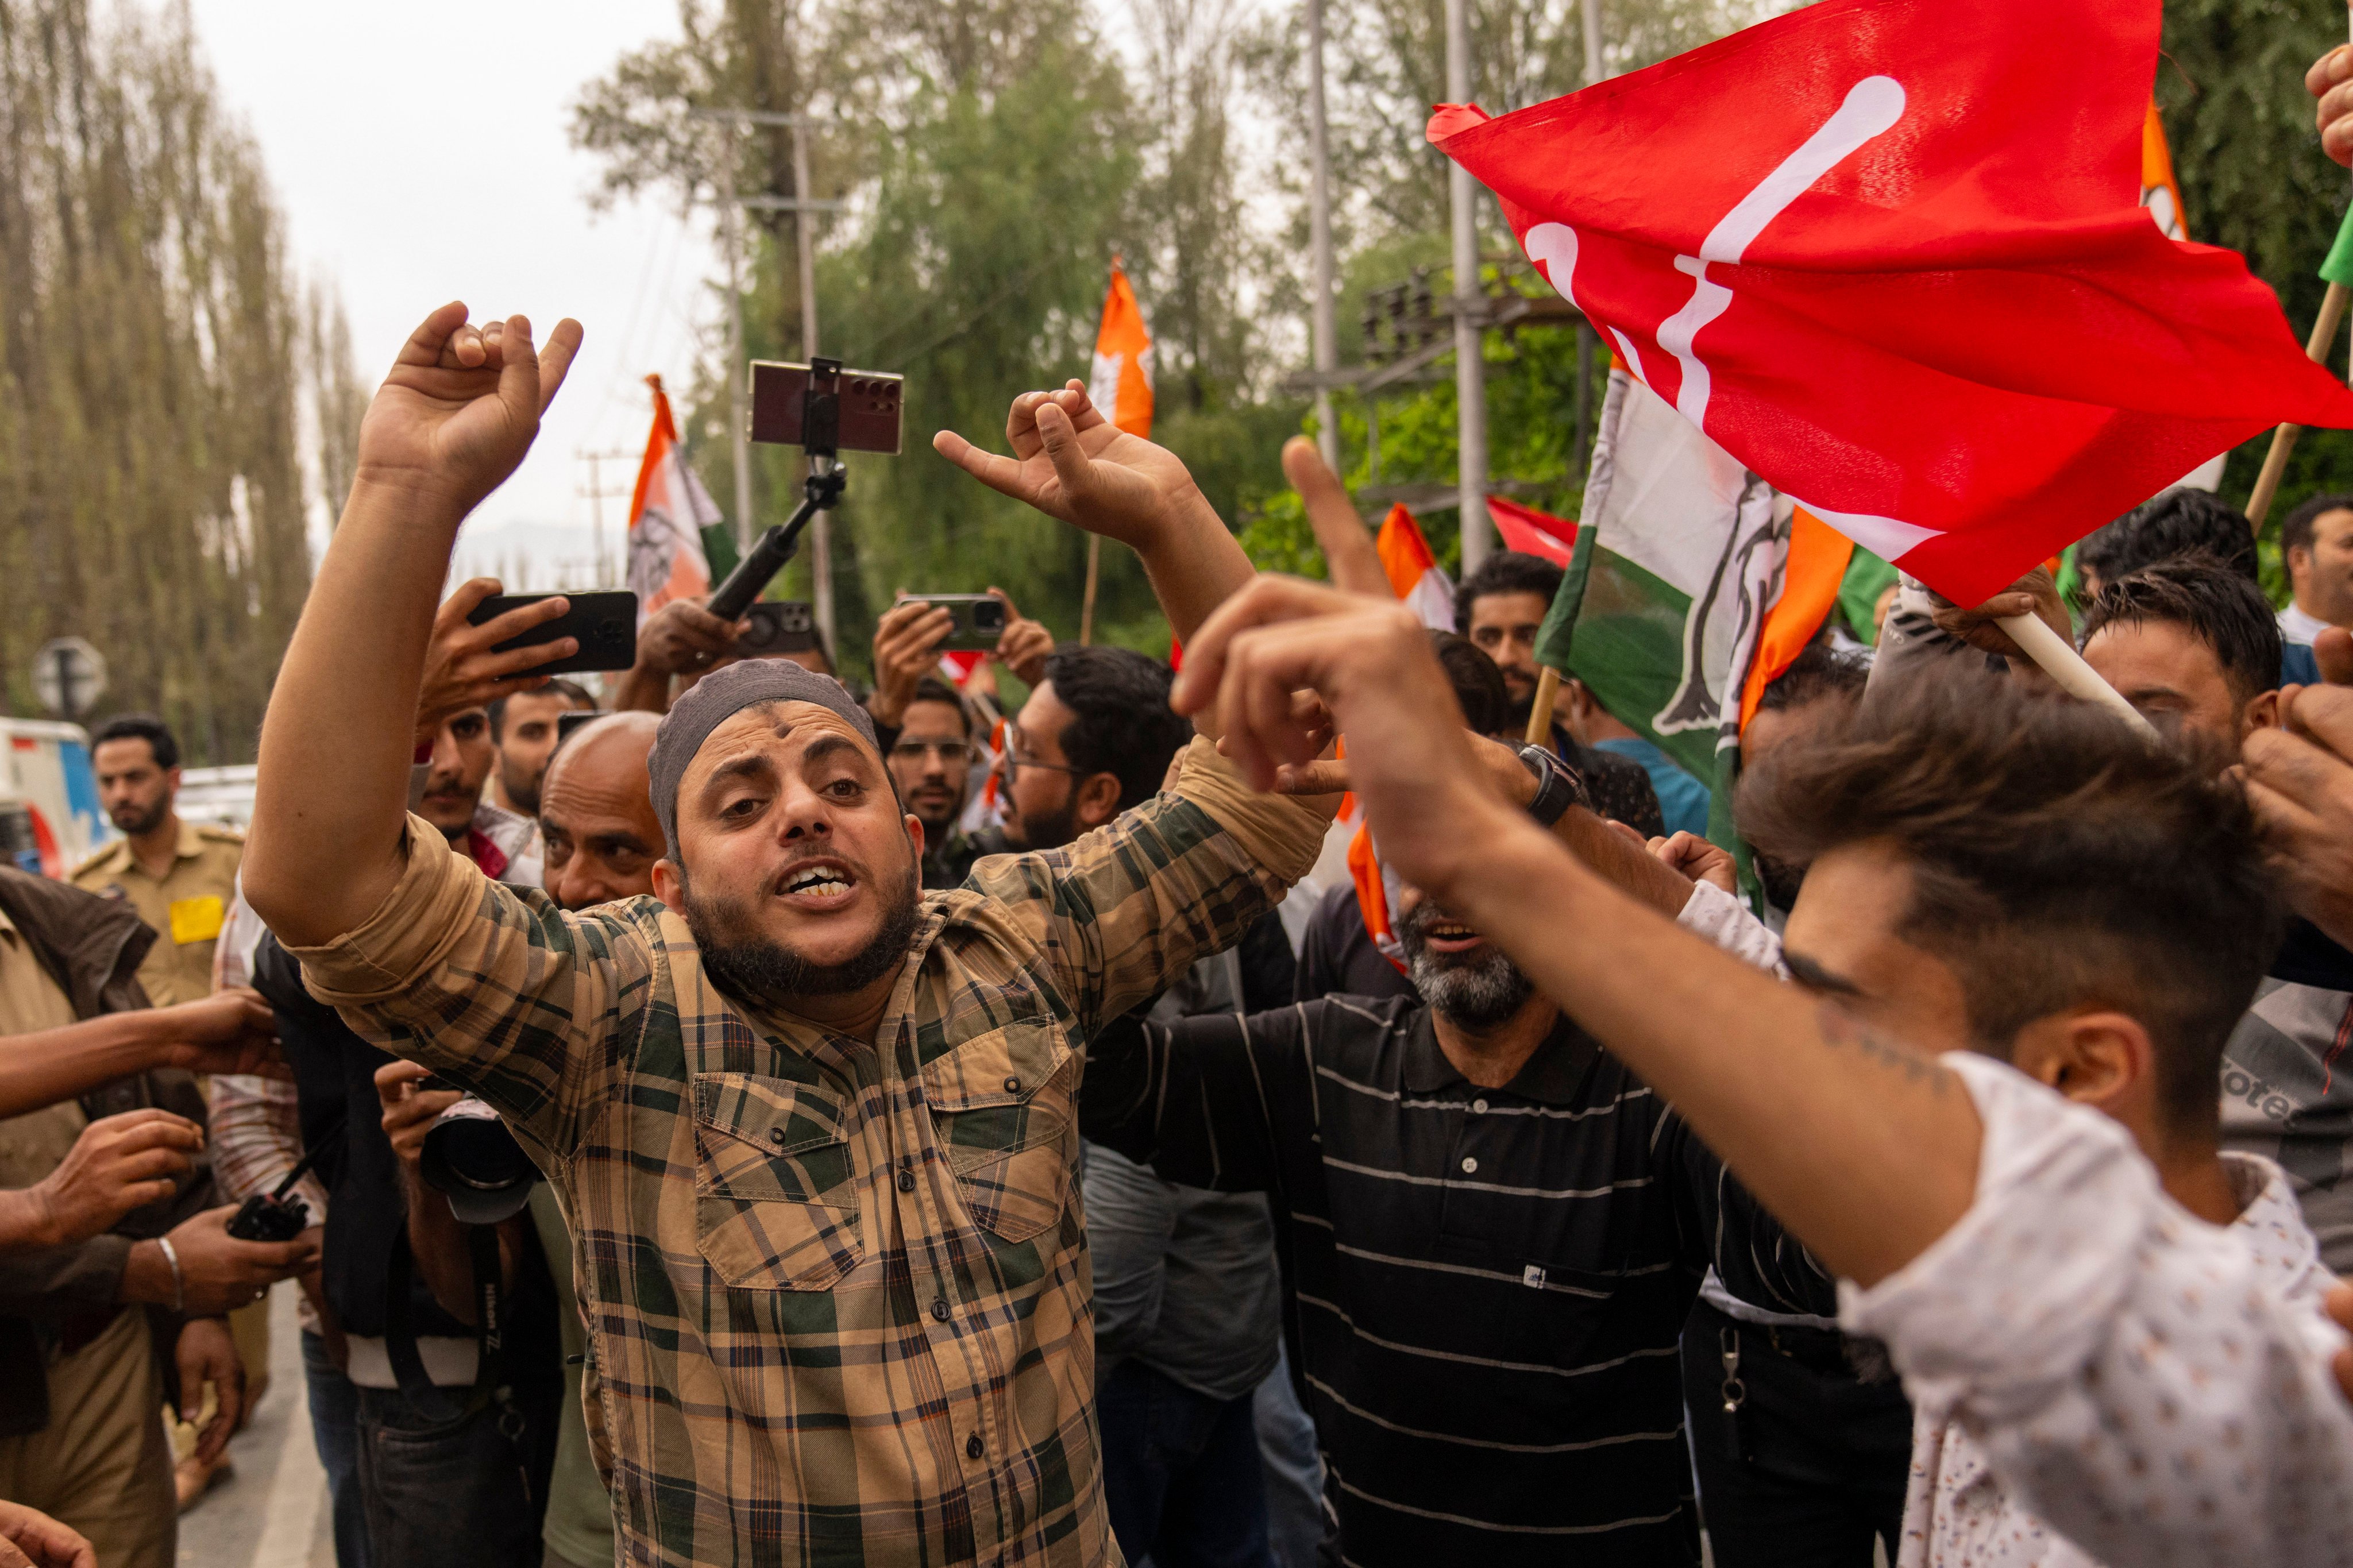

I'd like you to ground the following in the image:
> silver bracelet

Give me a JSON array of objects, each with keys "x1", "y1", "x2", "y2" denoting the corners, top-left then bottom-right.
[{"x1": 156, "y1": 1235, "x2": 184, "y2": 1315}]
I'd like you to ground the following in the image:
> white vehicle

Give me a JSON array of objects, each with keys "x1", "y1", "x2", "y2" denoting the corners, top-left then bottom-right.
[
  {"x1": 0, "y1": 717, "x2": 112, "y2": 877},
  {"x1": 176, "y1": 764, "x2": 257, "y2": 832}
]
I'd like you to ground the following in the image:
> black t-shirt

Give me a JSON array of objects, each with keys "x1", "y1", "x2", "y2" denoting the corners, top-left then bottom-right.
[{"x1": 253, "y1": 933, "x2": 558, "y2": 1366}]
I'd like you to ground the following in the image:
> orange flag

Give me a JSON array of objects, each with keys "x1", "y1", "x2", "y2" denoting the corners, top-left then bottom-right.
[
  {"x1": 2140, "y1": 101, "x2": 2186, "y2": 242},
  {"x1": 1375, "y1": 504, "x2": 1456, "y2": 630},
  {"x1": 1088, "y1": 261, "x2": 1155, "y2": 438},
  {"x1": 626, "y1": 374, "x2": 719, "y2": 623}
]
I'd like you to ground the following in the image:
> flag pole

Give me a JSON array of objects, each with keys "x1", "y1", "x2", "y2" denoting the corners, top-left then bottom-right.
[
  {"x1": 1524, "y1": 666, "x2": 1563, "y2": 746},
  {"x1": 2246, "y1": 10, "x2": 2353, "y2": 534},
  {"x1": 1081, "y1": 536, "x2": 1102, "y2": 646},
  {"x1": 1995, "y1": 612, "x2": 2159, "y2": 737},
  {"x1": 2241, "y1": 284, "x2": 2349, "y2": 531}
]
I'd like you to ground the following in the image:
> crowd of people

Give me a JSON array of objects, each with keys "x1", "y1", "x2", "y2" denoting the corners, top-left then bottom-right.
[{"x1": 12, "y1": 41, "x2": 2353, "y2": 1568}]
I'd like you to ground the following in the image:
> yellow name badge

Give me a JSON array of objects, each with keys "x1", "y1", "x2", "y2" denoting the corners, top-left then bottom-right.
[{"x1": 168, "y1": 895, "x2": 225, "y2": 947}]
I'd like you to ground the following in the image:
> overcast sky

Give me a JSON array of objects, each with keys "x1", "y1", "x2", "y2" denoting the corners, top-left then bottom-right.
[{"x1": 183, "y1": 0, "x2": 721, "y2": 588}]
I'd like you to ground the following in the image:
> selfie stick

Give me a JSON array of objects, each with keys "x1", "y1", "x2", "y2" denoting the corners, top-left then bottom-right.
[{"x1": 708, "y1": 358, "x2": 848, "y2": 621}]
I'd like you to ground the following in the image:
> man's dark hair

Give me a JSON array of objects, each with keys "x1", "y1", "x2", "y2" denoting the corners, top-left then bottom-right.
[
  {"x1": 488, "y1": 678, "x2": 595, "y2": 741},
  {"x1": 1428, "y1": 632, "x2": 1511, "y2": 735},
  {"x1": 1041, "y1": 646, "x2": 1190, "y2": 812},
  {"x1": 2078, "y1": 555, "x2": 2282, "y2": 705},
  {"x1": 903, "y1": 677, "x2": 972, "y2": 739},
  {"x1": 1453, "y1": 551, "x2": 1564, "y2": 635},
  {"x1": 2076, "y1": 488, "x2": 2258, "y2": 588},
  {"x1": 2282, "y1": 492, "x2": 2353, "y2": 561},
  {"x1": 91, "y1": 714, "x2": 179, "y2": 771},
  {"x1": 1737, "y1": 666, "x2": 2279, "y2": 1138},
  {"x1": 1757, "y1": 642, "x2": 1869, "y2": 715}
]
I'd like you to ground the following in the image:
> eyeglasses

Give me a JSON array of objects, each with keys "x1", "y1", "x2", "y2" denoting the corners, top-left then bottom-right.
[
  {"x1": 1000, "y1": 748, "x2": 1085, "y2": 780},
  {"x1": 889, "y1": 740, "x2": 980, "y2": 764}
]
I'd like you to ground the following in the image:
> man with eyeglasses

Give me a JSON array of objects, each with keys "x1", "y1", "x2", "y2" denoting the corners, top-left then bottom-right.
[{"x1": 881, "y1": 677, "x2": 989, "y2": 889}]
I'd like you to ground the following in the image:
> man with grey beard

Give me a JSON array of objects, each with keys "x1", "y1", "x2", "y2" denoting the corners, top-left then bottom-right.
[{"x1": 1079, "y1": 763, "x2": 1782, "y2": 1568}]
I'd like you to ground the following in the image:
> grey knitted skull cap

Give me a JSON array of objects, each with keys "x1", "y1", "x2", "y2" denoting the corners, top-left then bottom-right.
[{"x1": 647, "y1": 658, "x2": 882, "y2": 859}]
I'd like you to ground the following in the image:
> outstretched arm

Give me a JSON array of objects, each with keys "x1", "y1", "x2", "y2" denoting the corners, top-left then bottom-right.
[
  {"x1": 244, "y1": 305, "x2": 582, "y2": 948},
  {"x1": 934, "y1": 382, "x2": 1252, "y2": 644},
  {"x1": 1171, "y1": 576, "x2": 1981, "y2": 1289}
]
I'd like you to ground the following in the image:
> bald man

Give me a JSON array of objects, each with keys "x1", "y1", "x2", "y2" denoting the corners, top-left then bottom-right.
[{"x1": 536, "y1": 712, "x2": 665, "y2": 912}]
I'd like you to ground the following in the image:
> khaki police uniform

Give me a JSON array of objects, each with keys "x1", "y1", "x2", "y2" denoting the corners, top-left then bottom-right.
[{"x1": 71, "y1": 821, "x2": 243, "y2": 1009}]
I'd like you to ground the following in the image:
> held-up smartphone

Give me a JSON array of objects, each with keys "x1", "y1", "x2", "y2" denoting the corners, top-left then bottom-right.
[
  {"x1": 555, "y1": 709, "x2": 607, "y2": 745},
  {"x1": 751, "y1": 361, "x2": 905, "y2": 454},
  {"x1": 737, "y1": 600, "x2": 823, "y2": 656},
  {"x1": 465, "y1": 590, "x2": 638, "y2": 674},
  {"x1": 900, "y1": 593, "x2": 1007, "y2": 652}
]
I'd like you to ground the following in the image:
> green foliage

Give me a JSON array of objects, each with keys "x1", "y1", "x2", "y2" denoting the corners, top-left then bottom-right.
[
  {"x1": 0, "y1": 0, "x2": 359, "y2": 762},
  {"x1": 2163, "y1": 0, "x2": 2353, "y2": 592}
]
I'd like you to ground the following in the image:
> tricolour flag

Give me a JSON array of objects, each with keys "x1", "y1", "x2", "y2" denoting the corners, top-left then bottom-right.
[
  {"x1": 1536, "y1": 366, "x2": 1849, "y2": 841},
  {"x1": 1088, "y1": 261, "x2": 1155, "y2": 438},
  {"x1": 1428, "y1": 0, "x2": 2353, "y2": 607},
  {"x1": 1376, "y1": 505, "x2": 1456, "y2": 631},
  {"x1": 2140, "y1": 101, "x2": 2186, "y2": 242},
  {"x1": 626, "y1": 374, "x2": 720, "y2": 623}
]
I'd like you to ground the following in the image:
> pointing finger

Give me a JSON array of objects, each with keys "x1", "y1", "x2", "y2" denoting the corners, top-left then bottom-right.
[{"x1": 538, "y1": 318, "x2": 586, "y2": 411}]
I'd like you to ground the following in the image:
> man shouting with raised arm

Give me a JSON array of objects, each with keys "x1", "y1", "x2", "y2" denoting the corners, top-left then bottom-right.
[
  {"x1": 242, "y1": 310, "x2": 1334, "y2": 1567},
  {"x1": 1172, "y1": 576, "x2": 2353, "y2": 1568}
]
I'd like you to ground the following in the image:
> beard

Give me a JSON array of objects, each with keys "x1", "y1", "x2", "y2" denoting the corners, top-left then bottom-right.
[
  {"x1": 680, "y1": 863, "x2": 924, "y2": 1006},
  {"x1": 1397, "y1": 899, "x2": 1535, "y2": 1029},
  {"x1": 499, "y1": 755, "x2": 545, "y2": 817},
  {"x1": 1013, "y1": 798, "x2": 1079, "y2": 854},
  {"x1": 109, "y1": 796, "x2": 168, "y2": 837}
]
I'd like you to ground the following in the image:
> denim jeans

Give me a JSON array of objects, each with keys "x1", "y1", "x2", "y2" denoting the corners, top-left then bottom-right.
[
  {"x1": 1252, "y1": 1345, "x2": 1325, "y2": 1568},
  {"x1": 353, "y1": 1378, "x2": 560, "y2": 1568},
  {"x1": 1098, "y1": 1359, "x2": 1276, "y2": 1568},
  {"x1": 301, "y1": 1332, "x2": 368, "y2": 1568}
]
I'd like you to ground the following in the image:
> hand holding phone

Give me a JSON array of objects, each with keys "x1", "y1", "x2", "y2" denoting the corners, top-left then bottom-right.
[{"x1": 898, "y1": 593, "x2": 1008, "y2": 652}]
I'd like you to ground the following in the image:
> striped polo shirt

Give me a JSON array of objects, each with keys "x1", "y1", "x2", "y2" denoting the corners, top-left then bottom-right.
[{"x1": 1083, "y1": 994, "x2": 1749, "y2": 1567}]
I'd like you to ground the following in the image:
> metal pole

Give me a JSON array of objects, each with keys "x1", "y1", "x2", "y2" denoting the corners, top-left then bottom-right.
[
  {"x1": 1581, "y1": 0, "x2": 1604, "y2": 85},
  {"x1": 587, "y1": 452, "x2": 605, "y2": 583},
  {"x1": 720, "y1": 125, "x2": 754, "y2": 557},
  {"x1": 1444, "y1": 0, "x2": 1491, "y2": 570},
  {"x1": 793, "y1": 123, "x2": 836, "y2": 659},
  {"x1": 1307, "y1": 0, "x2": 1340, "y2": 473}
]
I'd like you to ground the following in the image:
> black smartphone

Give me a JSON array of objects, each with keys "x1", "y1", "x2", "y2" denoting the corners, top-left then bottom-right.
[
  {"x1": 554, "y1": 709, "x2": 607, "y2": 745},
  {"x1": 737, "y1": 600, "x2": 822, "y2": 656},
  {"x1": 901, "y1": 593, "x2": 1007, "y2": 652},
  {"x1": 751, "y1": 361, "x2": 905, "y2": 454},
  {"x1": 465, "y1": 590, "x2": 639, "y2": 674}
]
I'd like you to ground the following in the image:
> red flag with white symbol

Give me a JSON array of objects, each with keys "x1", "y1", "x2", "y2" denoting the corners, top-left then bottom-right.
[
  {"x1": 1428, "y1": 0, "x2": 2353, "y2": 607},
  {"x1": 1485, "y1": 496, "x2": 1579, "y2": 566}
]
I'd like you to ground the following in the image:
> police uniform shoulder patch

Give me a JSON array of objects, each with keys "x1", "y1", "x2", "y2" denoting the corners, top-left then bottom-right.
[{"x1": 70, "y1": 843, "x2": 128, "y2": 880}]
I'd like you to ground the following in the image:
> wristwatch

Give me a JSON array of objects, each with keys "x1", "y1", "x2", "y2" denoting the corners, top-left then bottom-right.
[{"x1": 1515, "y1": 743, "x2": 1587, "y2": 827}]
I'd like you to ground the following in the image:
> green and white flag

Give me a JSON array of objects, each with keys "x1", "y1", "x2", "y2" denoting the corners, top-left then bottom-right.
[{"x1": 1540, "y1": 366, "x2": 1789, "y2": 832}]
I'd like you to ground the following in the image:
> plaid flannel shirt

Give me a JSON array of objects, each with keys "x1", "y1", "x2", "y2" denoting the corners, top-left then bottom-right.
[{"x1": 291, "y1": 737, "x2": 1328, "y2": 1567}]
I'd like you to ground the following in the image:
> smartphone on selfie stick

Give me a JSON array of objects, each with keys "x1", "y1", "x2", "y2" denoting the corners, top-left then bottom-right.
[{"x1": 707, "y1": 358, "x2": 906, "y2": 621}]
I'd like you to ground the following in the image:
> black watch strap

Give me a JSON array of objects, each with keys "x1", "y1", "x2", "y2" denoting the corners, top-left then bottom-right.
[{"x1": 1515, "y1": 743, "x2": 1586, "y2": 827}]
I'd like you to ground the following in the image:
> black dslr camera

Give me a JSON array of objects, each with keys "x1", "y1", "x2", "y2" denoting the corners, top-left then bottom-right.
[{"x1": 419, "y1": 1095, "x2": 540, "y2": 1225}]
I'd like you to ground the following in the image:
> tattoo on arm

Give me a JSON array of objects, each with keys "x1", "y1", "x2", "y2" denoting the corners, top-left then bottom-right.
[{"x1": 1814, "y1": 1002, "x2": 1954, "y2": 1096}]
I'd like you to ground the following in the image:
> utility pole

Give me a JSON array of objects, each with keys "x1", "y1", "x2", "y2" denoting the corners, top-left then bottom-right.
[
  {"x1": 1306, "y1": 0, "x2": 1340, "y2": 473},
  {"x1": 577, "y1": 447, "x2": 637, "y2": 585},
  {"x1": 1575, "y1": 0, "x2": 1608, "y2": 478},
  {"x1": 689, "y1": 107, "x2": 846, "y2": 640},
  {"x1": 1444, "y1": 0, "x2": 1492, "y2": 570},
  {"x1": 717, "y1": 121, "x2": 754, "y2": 557}
]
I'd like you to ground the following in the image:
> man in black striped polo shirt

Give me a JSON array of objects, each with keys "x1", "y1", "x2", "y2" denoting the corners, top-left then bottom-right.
[{"x1": 1081, "y1": 750, "x2": 1796, "y2": 1566}]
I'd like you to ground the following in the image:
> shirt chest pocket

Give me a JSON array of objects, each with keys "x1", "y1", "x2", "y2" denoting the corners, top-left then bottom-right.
[
  {"x1": 691, "y1": 1072, "x2": 863, "y2": 1291},
  {"x1": 920, "y1": 1018, "x2": 1075, "y2": 1245}
]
